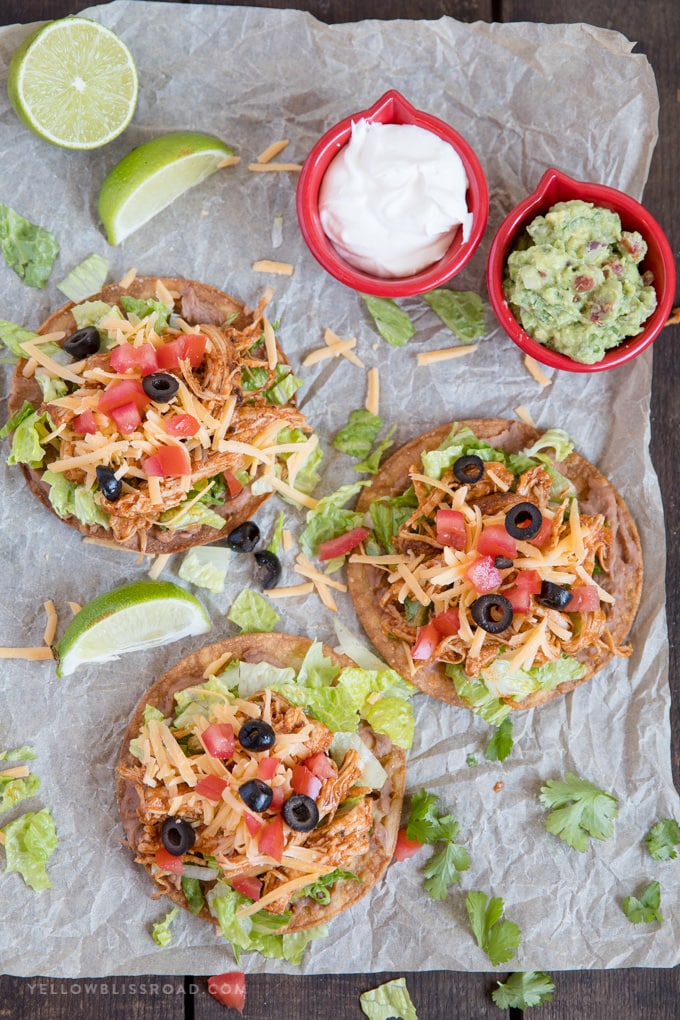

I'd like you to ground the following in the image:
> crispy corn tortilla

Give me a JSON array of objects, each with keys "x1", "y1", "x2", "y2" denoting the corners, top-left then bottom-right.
[
  {"x1": 8, "y1": 277, "x2": 288, "y2": 554},
  {"x1": 347, "y1": 418, "x2": 643, "y2": 710},
  {"x1": 116, "y1": 633, "x2": 407, "y2": 933}
]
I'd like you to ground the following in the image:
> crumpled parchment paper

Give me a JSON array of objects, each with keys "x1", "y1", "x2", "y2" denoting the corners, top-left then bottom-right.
[{"x1": 0, "y1": 1, "x2": 678, "y2": 977}]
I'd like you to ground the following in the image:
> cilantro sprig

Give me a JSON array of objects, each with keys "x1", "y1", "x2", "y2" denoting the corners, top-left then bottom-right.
[
  {"x1": 539, "y1": 772, "x2": 618, "y2": 852},
  {"x1": 491, "y1": 971, "x2": 555, "y2": 1009},
  {"x1": 484, "y1": 717, "x2": 513, "y2": 763},
  {"x1": 621, "y1": 881, "x2": 663, "y2": 925},
  {"x1": 465, "y1": 890, "x2": 522, "y2": 966},
  {"x1": 405, "y1": 789, "x2": 470, "y2": 900},
  {"x1": 644, "y1": 818, "x2": 680, "y2": 861}
]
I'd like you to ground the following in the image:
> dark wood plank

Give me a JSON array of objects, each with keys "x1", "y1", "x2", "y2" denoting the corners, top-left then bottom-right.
[{"x1": 0, "y1": 974, "x2": 188, "y2": 1018}]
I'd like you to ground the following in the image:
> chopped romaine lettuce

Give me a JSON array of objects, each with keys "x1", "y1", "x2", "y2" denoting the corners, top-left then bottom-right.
[
  {"x1": 120, "y1": 296, "x2": 171, "y2": 331},
  {"x1": 362, "y1": 295, "x2": 415, "y2": 347},
  {"x1": 420, "y1": 424, "x2": 502, "y2": 481},
  {"x1": 1, "y1": 807, "x2": 58, "y2": 891},
  {"x1": 0, "y1": 319, "x2": 36, "y2": 358},
  {"x1": 151, "y1": 907, "x2": 179, "y2": 946},
  {"x1": 0, "y1": 746, "x2": 39, "y2": 815},
  {"x1": 299, "y1": 481, "x2": 369, "y2": 557},
  {"x1": 360, "y1": 977, "x2": 418, "y2": 1020},
  {"x1": 5, "y1": 407, "x2": 52, "y2": 468},
  {"x1": 207, "y1": 883, "x2": 325, "y2": 963},
  {"x1": 423, "y1": 288, "x2": 486, "y2": 342},
  {"x1": 276, "y1": 427, "x2": 323, "y2": 495},
  {"x1": 227, "y1": 589, "x2": 280, "y2": 633},
  {"x1": 0, "y1": 202, "x2": 59, "y2": 288},
  {"x1": 71, "y1": 300, "x2": 123, "y2": 337},
  {"x1": 34, "y1": 369, "x2": 68, "y2": 402},
  {"x1": 56, "y1": 253, "x2": 108, "y2": 302},
  {"x1": 333, "y1": 409, "x2": 384, "y2": 460},
  {"x1": 42, "y1": 470, "x2": 110, "y2": 528},
  {"x1": 267, "y1": 510, "x2": 285, "y2": 554},
  {"x1": 329, "y1": 732, "x2": 387, "y2": 789},
  {"x1": 179, "y1": 546, "x2": 232, "y2": 593},
  {"x1": 218, "y1": 658, "x2": 296, "y2": 698},
  {"x1": 361, "y1": 695, "x2": 414, "y2": 750}
]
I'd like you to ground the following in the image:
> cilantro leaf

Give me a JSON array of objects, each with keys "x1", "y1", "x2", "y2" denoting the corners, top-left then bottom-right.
[
  {"x1": 644, "y1": 818, "x2": 680, "y2": 861},
  {"x1": 405, "y1": 789, "x2": 447, "y2": 844},
  {"x1": 621, "y1": 881, "x2": 663, "y2": 925},
  {"x1": 539, "y1": 772, "x2": 618, "y2": 852},
  {"x1": 422, "y1": 839, "x2": 471, "y2": 900},
  {"x1": 465, "y1": 890, "x2": 522, "y2": 966},
  {"x1": 362, "y1": 295, "x2": 415, "y2": 347},
  {"x1": 484, "y1": 717, "x2": 513, "y2": 762},
  {"x1": 422, "y1": 288, "x2": 486, "y2": 342},
  {"x1": 0, "y1": 203, "x2": 59, "y2": 288},
  {"x1": 491, "y1": 971, "x2": 555, "y2": 1009}
]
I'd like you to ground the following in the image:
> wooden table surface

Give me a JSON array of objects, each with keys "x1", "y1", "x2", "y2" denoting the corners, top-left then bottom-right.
[{"x1": 1, "y1": 1, "x2": 678, "y2": 1017}]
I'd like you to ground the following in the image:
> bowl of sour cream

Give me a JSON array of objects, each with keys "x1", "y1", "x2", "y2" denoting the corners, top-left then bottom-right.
[
  {"x1": 486, "y1": 168, "x2": 676, "y2": 372},
  {"x1": 296, "y1": 90, "x2": 489, "y2": 297}
]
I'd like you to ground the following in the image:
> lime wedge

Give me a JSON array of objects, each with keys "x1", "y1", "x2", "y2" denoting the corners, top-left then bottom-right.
[
  {"x1": 7, "y1": 17, "x2": 138, "y2": 150},
  {"x1": 54, "y1": 579, "x2": 211, "y2": 677},
  {"x1": 97, "y1": 132, "x2": 236, "y2": 245}
]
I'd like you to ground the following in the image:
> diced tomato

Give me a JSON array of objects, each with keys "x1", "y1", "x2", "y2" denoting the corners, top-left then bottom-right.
[
  {"x1": 156, "y1": 333, "x2": 207, "y2": 370},
  {"x1": 258, "y1": 814, "x2": 284, "y2": 861},
  {"x1": 411, "y1": 622, "x2": 440, "y2": 661},
  {"x1": 201, "y1": 723, "x2": 235, "y2": 759},
  {"x1": 165, "y1": 413, "x2": 200, "y2": 437},
  {"x1": 257, "y1": 756, "x2": 281, "y2": 781},
  {"x1": 432, "y1": 608, "x2": 460, "y2": 636},
  {"x1": 527, "y1": 515, "x2": 553, "y2": 548},
  {"x1": 244, "y1": 813, "x2": 263, "y2": 837},
  {"x1": 566, "y1": 585, "x2": 600, "y2": 612},
  {"x1": 154, "y1": 846, "x2": 184, "y2": 874},
  {"x1": 318, "y1": 526, "x2": 370, "y2": 562},
  {"x1": 224, "y1": 471, "x2": 243, "y2": 499},
  {"x1": 514, "y1": 569, "x2": 542, "y2": 594},
  {"x1": 142, "y1": 444, "x2": 192, "y2": 477},
  {"x1": 98, "y1": 378, "x2": 150, "y2": 416},
  {"x1": 393, "y1": 826, "x2": 425, "y2": 861},
  {"x1": 291, "y1": 764, "x2": 322, "y2": 800},
  {"x1": 465, "y1": 555, "x2": 502, "y2": 594},
  {"x1": 195, "y1": 774, "x2": 228, "y2": 801},
  {"x1": 110, "y1": 401, "x2": 142, "y2": 435},
  {"x1": 110, "y1": 342, "x2": 159, "y2": 376},
  {"x1": 207, "y1": 972, "x2": 246, "y2": 1014},
  {"x1": 231, "y1": 875, "x2": 263, "y2": 901},
  {"x1": 269, "y1": 785, "x2": 285, "y2": 813},
  {"x1": 303, "y1": 752, "x2": 337, "y2": 781},
  {"x1": 435, "y1": 508, "x2": 466, "y2": 549},
  {"x1": 73, "y1": 410, "x2": 97, "y2": 435},
  {"x1": 477, "y1": 524, "x2": 517, "y2": 560},
  {"x1": 503, "y1": 585, "x2": 531, "y2": 614}
]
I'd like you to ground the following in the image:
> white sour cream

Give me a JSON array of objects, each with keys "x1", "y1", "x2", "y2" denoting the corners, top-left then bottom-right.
[{"x1": 318, "y1": 118, "x2": 472, "y2": 278}]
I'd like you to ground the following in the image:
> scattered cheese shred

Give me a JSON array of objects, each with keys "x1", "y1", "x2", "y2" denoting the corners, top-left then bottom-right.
[
  {"x1": 68, "y1": 602, "x2": 82, "y2": 615},
  {"x1": 524, "y1": 354, "x2": 552, "y2": 387},
  {"x1": 118, "y1": 266, "x2": 137, "y2": 289},
  {"x1": 0, "y1": 764, "x2": 30, "y2": 779},
  {"x1": 248, "y1": 162, "x2": 302, "y2": 173},
  {"x1": 148, "y1": 553, "x2": 172, "y2": 580},
  {"x1": 515, "y1": 404, "x2": 536, "y2": 427},
  {"x1": 416, "y1": 345, "x2": 478, "y2": 366},
  {"x1": 43, "y1": 600, "x2": 58, "y2": 646},
  {"x1": 0, "y1": 647, "x2": 54, "y2": 661},
  {"x1": 282, "y1": 529, "x2": 294, "y2": 553},
  {"x1": 262, "y1": 316, "x2": 279, "y2": 370},
  {"x1": 302, "y1": 336, "x2": 360, "y2": 367},
  {"x1": 256, "y1": 139, "x2": 290, "y2": 163},
  {"x1": 264, "y1": 582, "x2": 314, "y2": 598},
  {"x1": 252, "y1": 260, "x2": 295, "y2": 276},
  {"x1": 324, "y1": 327, "x2": 364, "y2": 367},
  {"x1": 365, "y1": 367, "x2": 380, "y2": 415},
  {"x1": 218, "y1": 155, "x2": 241, "y2": 168}
]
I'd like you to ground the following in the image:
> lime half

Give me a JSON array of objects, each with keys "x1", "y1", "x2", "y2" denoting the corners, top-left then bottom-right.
[
  {"x1": 54, "y1": 579, "x2": 211, "y2": 677},
  {"x1": 7, "y1": 17, "x2": 138, "y2": 150},
  {"x1": 98, "y1": 131, "x2": 236, "y2": 245}
]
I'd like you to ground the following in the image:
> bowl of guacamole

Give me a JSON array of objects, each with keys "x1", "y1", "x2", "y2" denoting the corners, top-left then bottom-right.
[{"x1": 486, "y1": 168, "x2": 676, "y2": 372}]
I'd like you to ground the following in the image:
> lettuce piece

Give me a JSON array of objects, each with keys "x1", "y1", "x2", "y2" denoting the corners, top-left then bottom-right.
[
  {"x1": 5, "y1": 408, "x2": 52, "y2": 468},
  {"x1": 420, "y1": 424, "x2": 504, "y2": 481},
  {"x1": 355, "y1": 425, "x2": 396, "y2": 475},
  {"x1": 361, "y1": 695, "x2": 414, "y2": 750},
  {"x1": 34, "y1": 369, "x2": 68, "y2": 402},
  {"x1": 329, "y1": 732, "x2": 388, "y2": 789},
  {"x1": 42, "y1": 470, "x2": 110, "y2": 528},
  {"x1": 337, "y1": 666, "x2": 415, "y2": 709},
  {"x1": 275, "y1": 427, "x2": 323, "y2": 495},
  {"x1": 1, "y1": 807, "x2": 58, "y2": 891},
  {"x1": 158, "y1": 497, "x2": 227, "y2": 531},
  {"x1": 179, "y1": 547, "x2": 231, "y2": 593},
  {"x1": 368, "y1": 487, "x2": 418, "y2": 553},
  {"x1": 218, "y1": 659, "x2": 296, "y2": 698},
  {"x1": 299, "y1": 481, "x2": 369, "y2": 557},
  {"x1": 0, "y1": 746, "x2": 40, "y2": 815},
  {"x1": 0, "y1": 202, "x2": 59, "y2": 288},
  {"x1": 522, "y1": 428, "x2": 574, "y2": 462},
  {"x1": 423, "y1": 288, "x2": 486, "y2": 342},
  {"x1": 71, "y1": 300, "x2": 123, "y2": 337},
  {"x1": 0, "y1": 319, "x2": 36, "y2": 358},
  {"x1": 227, "y1": 589, "x2": 280, "y2": 633},
  {"x1": 56, "y1": 253, "x2": 108, "y2": 302},
  {"x1": 360, "y1": 977, "x2": 418, "y2": 1020},
  {"x1": 362, "y1": 295, "x2": 415, "y2": 347},
  {"x1": 151, "y1": 907, "x2": 179, "y2": 947},
  {"x1": 265, "y1": 364, "x2": 303, "y2": 404},
  {"x1": 267, "y1": 510, "x2": 285, "y2": 554},
  {"x1": 120, "y1": 295, "x2": 171, "y2": 331},
  {"x1": 333, "y1": 409, "x2": 384, "y2": 460},
  {"x1": 296, "y1": 640, "x2": 341, "y2": 688},
  {"x1": 270, "y1": 683, "x2": 359, "y2": 733},
  {"x1": 294, "y1": 868, "x2": 359, "y2": 905},
  {"x1": 181, "y1": 875, "x2": 206, "y2": 915},
  {"x1": 446, "y1": 665, "x2": 512, "y2": 726},
  {"x1": 207, "y1": 884, "x2": 323, "y2": 964},
  {"x1": 172, "y1": 674, "x2": 235, "y2": 729}
]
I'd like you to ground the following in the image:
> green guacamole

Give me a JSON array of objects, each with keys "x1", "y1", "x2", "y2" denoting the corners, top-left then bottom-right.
[{"x1": 504, "y1": 199, "x2": 657, "y2": 364}]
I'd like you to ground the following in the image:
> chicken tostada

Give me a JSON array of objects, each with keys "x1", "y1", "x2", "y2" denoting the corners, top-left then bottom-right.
[
  {"x1": 116, "y1": 633, "x2": 408, "y2": 961},
  {"x1": 346, "y1": 418, "x2": 642, "y2": 720},
  {"x1": 4, "y1": 276, "x2": 315, "y2": 553}
]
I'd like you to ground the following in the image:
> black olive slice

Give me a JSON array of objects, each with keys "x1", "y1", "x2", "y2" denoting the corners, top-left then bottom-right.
[
  {"x1": 536, "y1": 580, "x2": 573, "y2": 610},
  {"x1": 161, "y1": 817, "x2": 196, "y2": 856},
  {"x1": 238, "y1": 719, "x2": 276, "y2": 752},
  {"x1": 283, "y1": 794, "x2": 319, "y2": 832},
  {"x1": 225, "y1": 521, "x2": 260, "y2": 552},
  {"x1": 62, "y1": 326, "x2": 100, "y2": 360},
  {"x1": 470, "y1": 593, "x2": 514, "y2": 634},
  {"x1": 494, "y1": 555, "x2": 514, "y2": 570},
  {"x1": 452, "y1": 454, "x2": 484, "y2": 485},
  {"x1": 504, "y1": 501, "x2": 543, "y2": 540},
  {"x1": 95, "y1": 465, "x2": 123, "y2": 502},
  {"x1": 238, "y1": 778, "x2": 274, "y2": 813},
  {"x1": 142, "y1": 372, "x2": 179, "y2": 402},
  {"x1": 254, "y1": 550, "x2": 281, "y2": 589}
]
